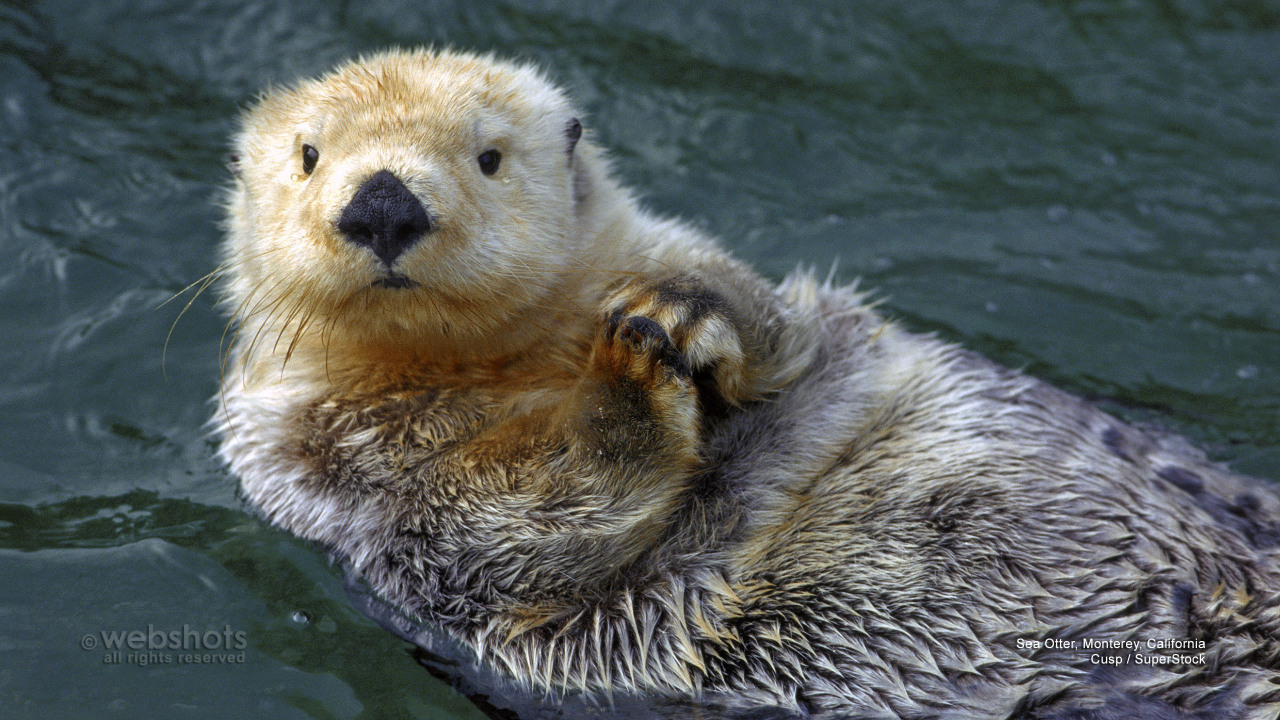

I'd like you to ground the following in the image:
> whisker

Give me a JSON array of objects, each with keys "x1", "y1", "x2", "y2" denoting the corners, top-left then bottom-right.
[
  {"x1": 271, "y1": 288, "x2": 311, "y2": 356},
  {"x1": 159, "y1": 264, "x2": 227, "y2": 309},
  {"x1": 162, "y1": 267, "x2": 225, "y2": 380},
  {"x1": 283, "y1": 299, "x2": 323, "y2": 373},
  {"x1": 240, "y1": 276, "x2": 301, "y2": 387}
]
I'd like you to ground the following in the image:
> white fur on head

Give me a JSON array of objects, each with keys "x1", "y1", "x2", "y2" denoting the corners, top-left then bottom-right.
[{"x1": 222, "y1": 49, "x2": 598, "y2": 364}]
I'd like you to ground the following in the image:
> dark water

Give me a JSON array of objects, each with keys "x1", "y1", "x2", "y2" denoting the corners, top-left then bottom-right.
[{"x1": 1, "y1": 0, "x2": 1277, "y2": 717}]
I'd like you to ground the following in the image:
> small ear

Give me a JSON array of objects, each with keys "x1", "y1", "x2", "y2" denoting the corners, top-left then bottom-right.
[
  {"x1": 227, "y1": 152, "x2": 242, "y2": 179},
  {"x1": 565, "y1": 117, "x2": 582, "y2": 156}
]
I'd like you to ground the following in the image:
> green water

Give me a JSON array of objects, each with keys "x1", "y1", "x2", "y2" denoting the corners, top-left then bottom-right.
[{"x1": 1, "y1": 0, "x2": 1276, "y2": 717}]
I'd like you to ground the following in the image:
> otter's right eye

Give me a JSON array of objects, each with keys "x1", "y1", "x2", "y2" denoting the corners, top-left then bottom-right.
[{"x1": 301, "y1": 144, "x2": 319, "y2": 175}]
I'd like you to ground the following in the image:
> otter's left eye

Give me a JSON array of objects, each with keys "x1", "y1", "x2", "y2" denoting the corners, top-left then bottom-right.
[
  {"x1": 301, "y1": 144, "x2": 319, "y2": 175},
  {"x1": 477, "y1": 149, "x2": 501, "y2": 176}
]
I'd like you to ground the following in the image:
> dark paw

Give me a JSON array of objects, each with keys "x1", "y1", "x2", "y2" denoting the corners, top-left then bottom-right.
[
  {"x1": 596, "y1": 311, "x2": 696, "y2": 384},
  {"x1": 602, "y1": 276, "x2": 747, "y2": 402},
  {"x1": 608, "y1": 311, "x2": 684, "y2": 373}
]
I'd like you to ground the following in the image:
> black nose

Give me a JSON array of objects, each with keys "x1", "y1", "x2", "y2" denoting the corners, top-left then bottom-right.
[{"x1": 337, "y1": 170, "x2": 432, "y2": 265}]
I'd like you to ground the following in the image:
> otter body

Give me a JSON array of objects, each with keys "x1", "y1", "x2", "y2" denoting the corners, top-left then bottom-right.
[{"x1": 217, "y1": 49, "x2": 1280, "y2": 717}]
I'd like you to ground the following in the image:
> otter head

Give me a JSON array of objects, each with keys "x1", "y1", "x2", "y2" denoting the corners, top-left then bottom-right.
[{"x1": 224, "y1": 49, "x2": 596, "y2": 365}]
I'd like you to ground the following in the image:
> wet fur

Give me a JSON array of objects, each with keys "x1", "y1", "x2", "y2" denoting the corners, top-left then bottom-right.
[{"x1": 216, "y1": 49, "x2": 1280, "y2": 718}]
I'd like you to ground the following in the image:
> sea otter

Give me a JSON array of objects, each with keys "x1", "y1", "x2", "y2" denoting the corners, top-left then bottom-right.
[{"x1": 215, "y1": 48, "x2": 1280, "y2": 718}]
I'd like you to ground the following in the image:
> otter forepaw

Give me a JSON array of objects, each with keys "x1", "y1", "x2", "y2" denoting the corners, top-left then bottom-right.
[
  {"x1": 595, "y1": 311, "x2": 692, "y2": 385},
  {"x1": 603, "y1": 276, "x2": 748, "y2": 403}
]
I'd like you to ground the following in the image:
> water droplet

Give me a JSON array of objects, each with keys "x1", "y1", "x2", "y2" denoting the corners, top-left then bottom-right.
[
  {"x1": 1237, "y1": 365, "x2": 1259, "y2": 380},
  {"x1": 290, "y1": 611, "x2": 311, "y2": 626},
  {"x1": 984, "y1": 301, "x2": 999, "y2": 313},
  {"x1": 1100, "y1": 152, "x2": 1117, "y2": 166},
  {"x1": 1047, "y1": 204, "x2": 1068, "y2": 222}
]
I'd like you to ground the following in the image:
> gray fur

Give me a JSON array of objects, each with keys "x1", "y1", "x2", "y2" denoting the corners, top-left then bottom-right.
[{"x1": 223, "y1": 289, "x2": 1280, "y2": 717}]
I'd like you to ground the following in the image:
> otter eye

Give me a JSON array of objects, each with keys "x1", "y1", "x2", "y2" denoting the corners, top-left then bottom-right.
[
  {"x1": 301, "y1": 144, "x2": 319, "y2": 175},
  {"x1": 477, "y1": 149, "x2": 501, "y2": 176}
]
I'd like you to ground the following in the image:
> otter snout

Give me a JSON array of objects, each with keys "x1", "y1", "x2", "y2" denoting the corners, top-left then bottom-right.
[{"x1": 337, "y1": 170, "x2": 433, "y2": 265}]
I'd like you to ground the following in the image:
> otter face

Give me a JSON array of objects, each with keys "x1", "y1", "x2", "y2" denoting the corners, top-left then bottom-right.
[{"x1": 224, "y1": 50, "x2": 586, "y2": 353}]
